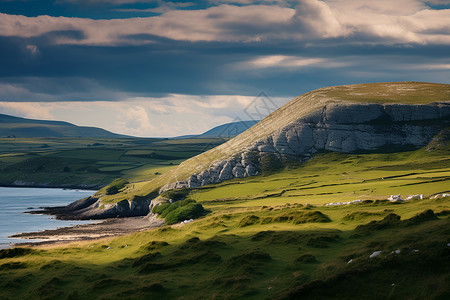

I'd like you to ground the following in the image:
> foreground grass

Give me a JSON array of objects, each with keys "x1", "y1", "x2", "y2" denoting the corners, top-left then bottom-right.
[
  {"x1": 0, "y1": 197, "x2": 448, "y2": 299},
  {"x1": 1, "y1": 142, "x2": 449, "y2": 299}
]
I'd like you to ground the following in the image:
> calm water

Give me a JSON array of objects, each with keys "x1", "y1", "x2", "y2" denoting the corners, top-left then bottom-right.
[{"x1": 0, "y1": 187, "x2": 97, "y2": 248}]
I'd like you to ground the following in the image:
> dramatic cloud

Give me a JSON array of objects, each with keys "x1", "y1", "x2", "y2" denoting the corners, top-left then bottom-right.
[
  {"x1": 0, "y1": 0, "x2": 448, "y2": 136},
  {"x1": 1, "y1": 0, "x2": 449, "y2": 45}
]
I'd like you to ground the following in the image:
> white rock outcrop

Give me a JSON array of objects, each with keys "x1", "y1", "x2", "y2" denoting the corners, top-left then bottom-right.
[
  {"x1": 160, "y1": 102, "x2": 450, "y2": 193},
  {"x1": 370, "y1": 251, "x2": 382, "y2": 258}
]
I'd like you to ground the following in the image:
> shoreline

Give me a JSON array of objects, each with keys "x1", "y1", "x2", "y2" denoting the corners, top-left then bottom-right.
[
  {"x1": 9, "y1": 215, "x2": 164, "y2": 248},
  {"x1": 0, "y1": 183, "x2": 103, "y2": 191}
]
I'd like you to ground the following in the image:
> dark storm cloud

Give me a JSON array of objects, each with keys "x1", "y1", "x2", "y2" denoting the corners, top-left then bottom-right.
[{"x1": 0, "y1": 0, "x2": 449, "y2": 102}]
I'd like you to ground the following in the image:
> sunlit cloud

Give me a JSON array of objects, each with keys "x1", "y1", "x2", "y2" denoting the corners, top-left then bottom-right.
[
  {"x1": 0, "y1": 94, "x2": 290, "y2": 137},
  {"x1": 1, "y1": 0, "x2": 449, "y2": 45}
]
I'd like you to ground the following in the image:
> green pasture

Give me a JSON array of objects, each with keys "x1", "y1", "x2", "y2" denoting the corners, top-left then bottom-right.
[
  {"x1": 0, "y1": 137, "x2": 224, "y2": 188},
  {"x1": 188, "y1": 147, "x2": 450, "y2": 210}
]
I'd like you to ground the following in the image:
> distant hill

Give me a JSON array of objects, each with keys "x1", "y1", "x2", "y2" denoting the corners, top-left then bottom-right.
[
  {"x1": 0, "y1": 113, "x2": 128, "y2": 138},
  {"x1": 174, "y1": 120, "x2": 258, "y2": 139},
  {"x1": 199, "y1": 120, "x2": 258, "y2": 138}
]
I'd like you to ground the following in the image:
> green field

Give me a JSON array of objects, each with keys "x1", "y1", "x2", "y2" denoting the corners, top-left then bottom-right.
[
  {"x1": 1, "y1": 138, "x2": 449, "y2": 299},
  {"x1": 0, "y1": 137, "x2": 225, "y2": 189}
]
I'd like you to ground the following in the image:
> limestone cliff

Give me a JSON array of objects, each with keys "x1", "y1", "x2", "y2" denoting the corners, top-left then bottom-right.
[{"x1": 160, "y1": 102, "x2": 450, "y2": 192}]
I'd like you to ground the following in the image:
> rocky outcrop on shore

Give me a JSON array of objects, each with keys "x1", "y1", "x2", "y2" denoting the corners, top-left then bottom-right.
[
  {"x1": 161, "y1": 102, "x2": 450, "y2": 192},
  {"x1": 36, "y1": 196, "x2": 154, "y2": 220}
]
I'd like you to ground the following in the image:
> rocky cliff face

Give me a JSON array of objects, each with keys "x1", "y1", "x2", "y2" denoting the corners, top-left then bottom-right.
[
  {"x1": 161, "y1": 102, "x2": 450, "y2": 192},
  {"x1": 40, "y1": 196, "x2": 154, "y2": 220}
]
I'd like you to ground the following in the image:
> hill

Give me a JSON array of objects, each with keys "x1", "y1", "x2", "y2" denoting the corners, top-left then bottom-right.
[
  {"x1": 198, "y1": 120, "x2": 258, "y2": 138},
  {"x1": 46, "y1": 81, "x2": 450, "y2": 219},
  {"x1": 0, "y1": 113, "x2": 128, "y2": 138},
  {"x1": 174, "y1": 120, "x2": 259, "y2": 139}
]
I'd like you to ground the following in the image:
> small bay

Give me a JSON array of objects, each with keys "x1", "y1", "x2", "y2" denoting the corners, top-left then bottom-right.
[{"x1": 0, "y1": 187, "x2": 97, "y2": 248}]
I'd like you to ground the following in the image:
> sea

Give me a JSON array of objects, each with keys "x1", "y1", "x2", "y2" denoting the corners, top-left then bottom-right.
[{"x1": 0, "y1": 187, "x2": 97, "y2": 248}]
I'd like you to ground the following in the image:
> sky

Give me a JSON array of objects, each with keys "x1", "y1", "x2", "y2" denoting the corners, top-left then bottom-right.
[{"x1": 0, "y1": 0, "x2": 449, "y2": 137}]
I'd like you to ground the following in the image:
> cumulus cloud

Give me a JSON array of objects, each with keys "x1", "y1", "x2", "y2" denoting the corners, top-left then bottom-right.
[
  {"x1": 1, "y1": 0, "x2": 448, "y2": 46},
  {"x1": 0, "y1": 5, "x2": 295, "y2": 45},
  {"x1": 294, "y1": 0, "x2": 346, "y2": 38},
  {"x1": 0, "y1": 102, "x2": 55, "y2": 120}
]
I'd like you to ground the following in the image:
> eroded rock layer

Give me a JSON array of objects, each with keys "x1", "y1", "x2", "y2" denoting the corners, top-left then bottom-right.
[{"x1": 161, "y1": 102, "x2": 450, "y2": 192}]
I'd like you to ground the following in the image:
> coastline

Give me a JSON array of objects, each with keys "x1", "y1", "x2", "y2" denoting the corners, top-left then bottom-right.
[
  {"x1": 0, "y1": 182, "x2": 103, "y2": 191},
  {"x1": 10, "y1": 215, "x2": 164, "y2": 248}
]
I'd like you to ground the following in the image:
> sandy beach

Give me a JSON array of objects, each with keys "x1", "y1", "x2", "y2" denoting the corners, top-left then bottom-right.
[{"x1": 10, "y1": 215, "x2": 164, "y2": 247}]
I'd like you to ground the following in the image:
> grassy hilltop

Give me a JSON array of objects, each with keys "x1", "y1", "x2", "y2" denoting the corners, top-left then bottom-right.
[{"x1": 0, "y1": 82, "x2": 449, "y2": 299}]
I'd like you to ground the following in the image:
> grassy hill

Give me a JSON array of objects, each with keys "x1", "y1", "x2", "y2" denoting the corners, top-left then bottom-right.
[
  {"x1": 0, "y1": 136, "x2": 448, "y2": 299},
  {"x1": 96, "y1": 82, "x2": 450, "y2": 204},
  {"x1": 0, "y1": 113, "x2": 127, "y2": 138}
]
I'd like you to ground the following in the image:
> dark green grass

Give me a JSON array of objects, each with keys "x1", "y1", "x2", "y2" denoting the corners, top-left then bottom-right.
[{"x1": 0, "y1": 206, "x2": 448, "y2": 300}]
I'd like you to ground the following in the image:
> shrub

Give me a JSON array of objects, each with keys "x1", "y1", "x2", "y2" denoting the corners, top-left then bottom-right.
[
  {"x1": 152, "y1": 199, "x2": 208, "y2": 225},
  {"x1": 239, "y1": 215, "x2": 260, "y2": 227},
  {"x1": 160, "y1": 188, "x2": 191, "y2": 201},
  {"x1": 165, "y1": 203, "x2": 208, "y2": 225},
  {"x1": 105, "y1": 179, "x2": 129, "y2": 195}
]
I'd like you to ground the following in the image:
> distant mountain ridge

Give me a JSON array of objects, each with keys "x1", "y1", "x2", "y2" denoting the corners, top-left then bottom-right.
[
  {"x1": 174, "y1": 120, "x2": 259, "y2": 139},
  {"x1": 0, "y1": 113, "x2": 128, "y2": 138},
  {"x1": 199, "y1": 120, "x2": 258, "y2": 138}
]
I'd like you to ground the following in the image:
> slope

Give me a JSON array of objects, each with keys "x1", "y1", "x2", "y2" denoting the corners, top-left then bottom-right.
[{"x1": 92, "y1": 82, "x2": 450, "y2": 207}]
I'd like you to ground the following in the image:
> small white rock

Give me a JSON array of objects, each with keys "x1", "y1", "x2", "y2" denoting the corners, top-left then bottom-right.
[
  {"x1": 347, "y1": 259, "x2": 353, "y2": 264},
  {"x1": 370, "y1": 251, "x2": 382, "y2": 258},
  {"x1": 412, "y1": 249, "x2": 419, "y2": 252},
  {"x1": 393, "y1": 249, "x2": 401, "y2": 254}
]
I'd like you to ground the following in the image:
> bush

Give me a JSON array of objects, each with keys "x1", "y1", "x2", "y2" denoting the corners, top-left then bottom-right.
[
  {"x1": 152, "y1": 200, "x2": 208, "y2": 225},
  {"x1": 165, "y1": 203, "x2": 208, "y2": 225},
  {"x1": 152, "y1": 203, "x2": 171, "y2": 215},
  {"x1": 105, "y1": 179, "x2": 129, "y2": 195},
  {"x1": 160, "y1": 188, "x2": 191, "y2": 201}
]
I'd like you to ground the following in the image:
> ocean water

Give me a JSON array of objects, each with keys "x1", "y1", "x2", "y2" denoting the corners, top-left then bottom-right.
[{"x1": 0, "y1": 187, "x2": 97, "y2": 248}]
